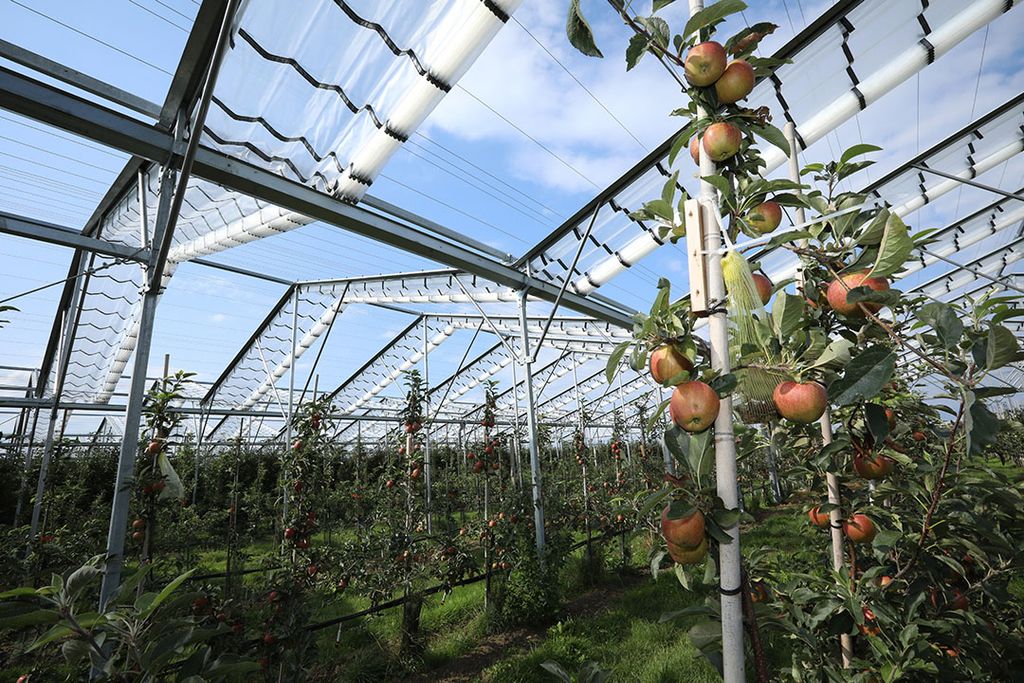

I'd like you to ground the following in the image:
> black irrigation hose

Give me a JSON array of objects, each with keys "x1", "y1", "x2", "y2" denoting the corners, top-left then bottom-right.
[
  {"x1": 304, "y1": 528, "x2": 631, "y2": 633},
  {"x1": 187, "y1": 564, "x2": 284, "y2": 582}
]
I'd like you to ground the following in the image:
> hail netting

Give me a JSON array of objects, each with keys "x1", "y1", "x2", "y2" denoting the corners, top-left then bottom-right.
[{"x1": 56, "y1": 0, "x2": 521, "y2": 404}]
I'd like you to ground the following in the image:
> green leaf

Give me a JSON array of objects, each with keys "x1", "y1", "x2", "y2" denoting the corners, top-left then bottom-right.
[
  {"x1": 916, "y1": 302, "x2": 963, "y2": 351},
  {"x1": 965, "y1": 392, "x2": 1001, "y2": 455},
  {"x1": 0, "y1": 607, "x2": 60, "y2": 630},
  {"x1": 839, "y1": 143, "x2": 882, "y2": 165},
  {"x1": 829, "y1": 345, "x2": 896, "y2": 406},
  {"x1": 606, "y1": 341, "x2": 631, "y2": 384},
  {"x1": 868, "y1": 213, "x2": 913, "y2": 278},
  {"x1": 864, "y1": 403, "x2": 890, "y2": 445},
  {"x1": 855, "y1": 209, "x2": 890, "y2": 246},
  {"x1": 764, "y1": 230, "x2": 812, "y2": 249},
  {"x1": 700, "y1": 174, "x2": 731, "y2": 198},
  {"x1": 750, "y1": 123, "x2": 791, "y2": 156},
  {"x1": 674, "y1": 564, "x2": 691, "y2": 590},
  {"x1": 625, "y1": 32, "x2": 648, "y2": 71},
  {"x1": 808, "y1": 338, "x2": 853, "y2": 370},
  {"x1": 708, "y1": 372, "x2": 736, "y2": 397},
  {"x1": 771, "y1": 293, "x2": 805, "y2": 339},
  {"x1": 138, "y1": 569, "x2": 195, "y2": 620},
  {"x1": 653, "y1": 0, "x2": 676, "y2": 10},
  {"x1": 986, "y1": 324, "x2": 1019, "y2": 370},
  {"x1": 682, "y1": 0, "x2": 747, "y2": 39},
  {"x1": 566, "y1": 0, "x2": 603, "y2": 58}
]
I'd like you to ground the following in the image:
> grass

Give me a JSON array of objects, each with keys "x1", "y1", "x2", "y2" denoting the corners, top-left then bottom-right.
[{"x1": 482, "y1": 573, "x2": 721, "y2": 682}]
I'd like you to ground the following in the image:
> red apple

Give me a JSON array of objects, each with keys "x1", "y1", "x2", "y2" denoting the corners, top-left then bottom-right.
[
  {"x1": 684, "y1": 41, "x2": 727, "y2": 86},
  {"x1": 649, "y1": 344, "x2": 693, "y2": 385},
  {"x1": 854, "y1": 453, "x2": 894, "y2": 479},
  {"x1": 746, "y1": 201, "x2": 782, "y2": 234},
  {"x1": 661, "y1": 506, "x2": 705, "y2": 549},
  {"x1": 752, "y1": 273, "x2": 773, "y2": 305},
  {"x1": 772, "y1": 381, "x2": 827, "y2": 424},
  {"x1": 843, "y1": 514, "x2": 877, "y2": 544},
  {"x1": 715, "y1": 59, "x2": 755, "y2": 103},
  {"x1": 669, "y1": 381, "x2": 720, "y2": 433},
  {"x1": 702, "y1": 122, "x2": 742, "y2": 162},
  {"x1": 808, "y1": 506, "x2": 830, "y2": 528},
  {"x1": 667, "y1": 536, "x2": 708, "y2": 565},
  {"x1": 826, "y1": 271, "x2": 890, "y2": 317},
  {"x1": 912, "y1": 431, "x2": 926, "y2": 442},
  {"x1": 689, "y1": 135, "x2": 701, "y2": 165},
  {"x1": 885, "y1": 408, "x2": 896, "y2": 429}
]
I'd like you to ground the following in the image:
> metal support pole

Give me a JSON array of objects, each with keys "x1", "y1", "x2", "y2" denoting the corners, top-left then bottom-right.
[
  {"x1": 422, "y1": 317, "x2": 432, "y2": 533},
  {"x1": 688, "y1": 3, "x2": 744, "y2": 678},
  {"x1": 13, "y1": 376, "x2": 39, "y2": 525},
  {"x1": 517, "y1": 289, "x2": 545, "y2": 557},
  {"x1": 28, "y1": 274, "x2": 81, "y2": 547},
  {"x1": 283, "y1": 286, "x2": 298, "y2": 520},
  {"x1": 98, "y1": 166, "x2": 175, "y2": 609},
  {"x1": 785, "y1": 121, "x2": 853, "y2": 667},
  {"x1": 98, "y1": 0, "x2": 238, "y2": 611},
  {"x1": 510, "y1": 359, "x2": 524, "y2": 489},
  {"x1": 910, "y1": 163, "x2": 1024, "y2": 203}
]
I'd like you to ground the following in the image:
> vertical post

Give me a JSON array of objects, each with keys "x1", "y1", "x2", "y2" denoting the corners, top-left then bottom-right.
[
  {"x1": 283, "y1": 286, "x2": 298, "y2": 520},
  {"x1": 13, "y1": 375, "x2": 39, "y2": 525},
  {"x1": 98, "y1": 0, "x2": 238, "y2": 611},
  {"x1": 29, "y1": 278, "x2": 80, "y2": 547},
  {"x1": 517, "y1": 290, "x2": 545, "y2": 557},
  {"x1": 511, "y1": 359, "x2": 524, "y2": 489},
  {"x1": 422, "y1": 317, "x2": 432, "y2": 533},
  {"x1": 687, "y1": 3, "x2": 745, "y2": 679},
  {"x1": 98, "y1": 165, "x2": 176, "y2": 609},
  {"x1": 784, "y1": 121, "x2": 853, "y2": 667}
]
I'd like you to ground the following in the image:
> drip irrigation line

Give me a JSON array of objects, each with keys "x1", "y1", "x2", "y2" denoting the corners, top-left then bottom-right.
[{"x1": 6, "y1": 0, "x2": 174, "y2": 76}]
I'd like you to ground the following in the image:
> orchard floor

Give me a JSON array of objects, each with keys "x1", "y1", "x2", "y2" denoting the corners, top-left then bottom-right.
[{"x1": 306, "y1": 510, "x2": 804, "y2": 682}]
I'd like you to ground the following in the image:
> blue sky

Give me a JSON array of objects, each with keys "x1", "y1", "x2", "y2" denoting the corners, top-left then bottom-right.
[{"x1": 2, "y1": 0, "x2": 1024, "y2": 438}]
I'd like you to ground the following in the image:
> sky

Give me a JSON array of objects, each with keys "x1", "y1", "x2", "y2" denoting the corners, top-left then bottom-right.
[{"x1": 1, "y1": 0, "x2": 1023, "y2": 440}]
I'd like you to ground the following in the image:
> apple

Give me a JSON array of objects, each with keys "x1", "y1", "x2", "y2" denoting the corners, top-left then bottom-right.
[
  {"x1": 649, "y1": 344, "x2": 693, "y2": 385},
  {"x1": 684, "y1": 41, "x2": 727, "y2": 86},
  {"x1": 715, "y1": 59, "x2": 755, "y2": 103},
  {"x1": 912, "y1": 431, "x2": 926, "y2": 442},
  {"x1": 885, "y1": 408, "x2": 896, "y2": 429},
  {"x1": 749, "y1": 581, "x2": 770, "y2": 603},
  {"x1": 853, "y1": 453, "x2": 894, "y2": 479},
  {"x1": 669, "y1": 381, "x2": 720, "y2": 432},
  {"x1": 473, "y1": 460, "x2": 484, "y2": 473},
  {"x1": 772, "y1": 381, "x2": 827, "y2": 423},
  {"x1": 132, "y1": 518, "x2": 146, "y2": 530},
  {"x1": 689, "y1": 135, "x2": 701, "y2": 165},
  {"x1": 702, "y1": 122, "x2": 742, "y2": 162},
  {"x1": 843, "y1": 514, "x2": 877, "y2": 544},
  {"x1": 746, "y1": 201, "x2": 782, "y2": 234},
  {"x1": 808, "y1": 506, "x2": 830, "y2": 528},
  {"x1": 826, "y1": 271, "x2": 890, "y2": 317},
  {"x1": 284, "y1": 527, "x2": 296, "y2": 540},
  {"x1": 145, "y1": 439, "x2": 162, "y2": 456},
  {"x1": 668, "y1": 536, "x2": 708, "y2": 565},
  {"x1": 661, "y1": 506, "x2": 705, "y2": 548},
  {"x1": 752, "y1": 273, "x2": 773, "y2": 305}
]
